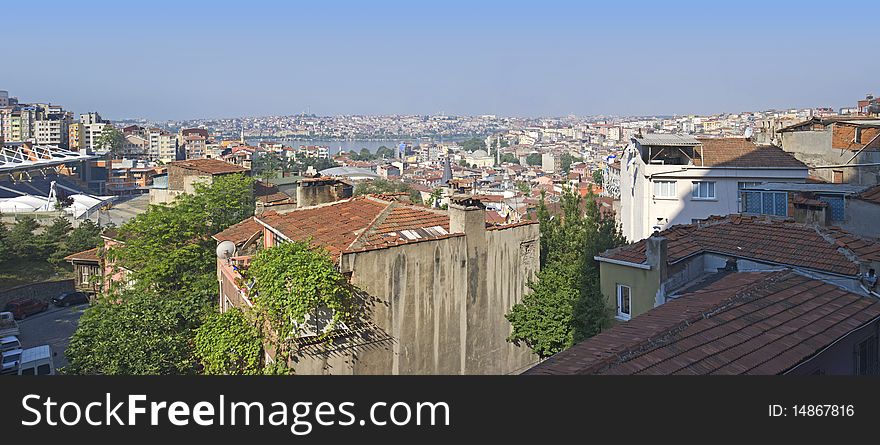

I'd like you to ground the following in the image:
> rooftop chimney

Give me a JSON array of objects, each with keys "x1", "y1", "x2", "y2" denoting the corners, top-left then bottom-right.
[
  {"x1": 449, "y1": 195, "x2": 486, "y2": 236},
  {"x1": 645, "y1": 231, "x2": 667, "y2": 279}
]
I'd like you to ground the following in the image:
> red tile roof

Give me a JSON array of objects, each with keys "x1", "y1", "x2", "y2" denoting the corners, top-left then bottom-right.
[
  {"x1": 526, "y1": 271, "x2": 880, "y2": 375},
  {"x1": 255, "y1": 196, "x2": 457, "y2": 257},
  {"x1": 64, "y1": 247, "x2": 100, "y2": 263},
  {"x1": 212, "y1": 217, "x2": 262, "y2": 246},
  {"x1": 695, "y1": 138, "x2": 807, "y2": 168},
  {"x1": 169, "y1": 159, "x2": 248, "y2": 175},
  {"x1": 857, "y1": 184, "x2": 880, "y2": 205},
  {"x1": 599, "y1": 215, "x2": 877, "y2": 276}
]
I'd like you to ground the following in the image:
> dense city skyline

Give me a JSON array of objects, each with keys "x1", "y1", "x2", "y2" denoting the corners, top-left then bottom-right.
[{"x1": 5, "y1": 0, "x2": 879, "y2": 120}]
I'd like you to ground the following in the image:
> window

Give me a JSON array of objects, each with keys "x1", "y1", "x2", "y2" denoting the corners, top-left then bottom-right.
[
  {"x1": 653, "y1": 181, "x2": 676, "y2": 198},
  {"x1": 854, "y1": 336, "x2": 878, "y2": 375},
  {"x1": 37, "y1": 364, "x2": 51, "y2": 375},
  {"x1": 818, "y1": 195, "x2": 845, "y2": 221},
  {"x1": 741, "y1": 191, "x2": 787, "y2": 217},
  {"x1": 692, "y1": 181, "x2": 716, "y2": 199},
  {"x1": 616, "y1": 284, "x2": 631, "y2": 320}
]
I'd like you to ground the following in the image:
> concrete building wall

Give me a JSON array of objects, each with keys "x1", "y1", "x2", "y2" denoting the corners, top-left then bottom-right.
[
  {"x1": 780, "y1": 128, "x2": 880, "y2": 185},
  {"x1": 841, "y1": 200, "x2": 880, "y2": 240},
  {"x1": 285, "y1": 222, "x2": 540, "y2": 375}
]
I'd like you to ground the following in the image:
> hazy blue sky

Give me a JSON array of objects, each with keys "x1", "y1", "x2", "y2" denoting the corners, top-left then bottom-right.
[{"x1": 4, "y1": 1, "x2": 878, "y2": 120}]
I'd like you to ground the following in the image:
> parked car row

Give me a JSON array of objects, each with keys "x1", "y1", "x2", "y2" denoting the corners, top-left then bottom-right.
[{"x1": 0, "y1": 290, "x2": 88, "y2": 376}]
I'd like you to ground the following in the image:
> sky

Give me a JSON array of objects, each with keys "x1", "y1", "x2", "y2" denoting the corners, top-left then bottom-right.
[{"x1": 4, "y1": 0, "x2": 879, "y2": 120}]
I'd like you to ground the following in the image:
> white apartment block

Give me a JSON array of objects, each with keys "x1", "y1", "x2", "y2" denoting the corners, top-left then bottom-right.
[{"x1": 620, "y1": 134, "x2": 808, "y2": 242}]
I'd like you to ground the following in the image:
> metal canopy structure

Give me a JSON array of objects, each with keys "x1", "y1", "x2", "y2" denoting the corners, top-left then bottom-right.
[{"x1": 0, "y1": 143, "x2": 100, "y2": 173}]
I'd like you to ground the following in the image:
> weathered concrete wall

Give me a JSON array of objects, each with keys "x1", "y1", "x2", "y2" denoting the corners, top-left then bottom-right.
[
  {"x1": 841, "y1": 200, "x2": 880, "y2": 240},
  {"x1": 0, "y1": 279, "x2": 74, "y2": 307},
  {"x1": 290, "y1": 223, "x2": 540, "y2": 375},
  {"x1": 780, "y1": 129, "x2": 880, "y2": 185}
]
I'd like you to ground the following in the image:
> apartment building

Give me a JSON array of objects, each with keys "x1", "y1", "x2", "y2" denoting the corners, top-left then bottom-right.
[
  {"x1": 214, "y1": 195, "x2": 540, "y2": 374},
  {"x1": 777, "y1": 116, "x2": 880, "y2": 186},
  {"x1": 619, "y1": 134, "x2": 808, "y2": 242}
]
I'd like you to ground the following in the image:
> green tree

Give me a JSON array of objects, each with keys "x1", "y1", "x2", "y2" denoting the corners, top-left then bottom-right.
[
  {"x1": 40, "y1": 216, "x2": 72, "y2": 265},
  {"x1": 506, "y1": 188, "x2": 625, "y2": 357},
  {"x1": 460, "y1": 137, "x2": 486, "y2": 152},
  {"x1": 66, "y1": 220, "x2": 103, "y2": 254},
  {"x1": 108, "y1": 173, "x2": 254, "y2": 296},
  {"x1": 194, "y1": 308, "x2": 263, "y2": 375},
  {"x1": 8, "y1": 216, "x2": 39, "y2": 260},
  {"x1": 592, "y1": 169, "x2": 604, "y2": 185},
  {"x1": 516, "y1": 181, "x2": 531, "y2": 195},
  {"x1": 525, "y1": 153, "x2": 542, "y2": 166},
  {"x1": 560, "y1": 153, "x2": 583, "y2": 175},
  {"x1": 499, "y1": 153, "x2": 518, "y2": 164},
  {"x1": 246, "y1": 240, "x2": 358, "y2": 370},
  {"x1": 375, "y1": 145, "x2": 395, "y2": 158},
  {"x1": 252, "y1": 152, "x2": 282, "y2": 179},
  {"x1": 427, "y1": 188, "x2": 443, "y2": 207},
  {"x1": 458, "y1": 159, "x2": 469, "y2": 167},
  {"x1": 64, "y1": 291, "x2": 198, "y2": 375},
  {"x1": 96, "y1": 126, "x2": 125, "y2": 158},
  {"x1": 0, "y1": 219, "x2": 9, "y2": 263}
]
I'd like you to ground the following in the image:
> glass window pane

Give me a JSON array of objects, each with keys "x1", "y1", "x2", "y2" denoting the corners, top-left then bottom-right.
[
  {"x1": 708, "y1": 182, "x2": 715, "y2": 198},
  {"x1": 762, "y1": 192, "x2": 774, "y2": 215},
  {"x1": 774, "y1": 192, "x2": 787, "y2": 216},
  {"x1": 744, "y1": 192, "x2": 761, "y2": 213}
]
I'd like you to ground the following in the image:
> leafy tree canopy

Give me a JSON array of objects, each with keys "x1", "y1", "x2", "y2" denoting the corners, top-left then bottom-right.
[
  {"x1": 194, "y1": 308, "x2": 263, "y2": 375},
  {"x1": 506, "y1": 188, "x2": 625, "y2": 357}
]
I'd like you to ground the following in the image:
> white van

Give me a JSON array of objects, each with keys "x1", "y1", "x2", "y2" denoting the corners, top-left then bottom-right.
[{"x1": 17, "y1": 345, "x2": 54, "y2": 376}]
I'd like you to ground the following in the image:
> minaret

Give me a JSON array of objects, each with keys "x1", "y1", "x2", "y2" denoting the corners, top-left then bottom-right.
[
  {"x1": 441, "y1": 155, "x2": 453, "y2": 185},
  {"x1": 240, "y1": 128, "x2": 245, "y2": 144}
]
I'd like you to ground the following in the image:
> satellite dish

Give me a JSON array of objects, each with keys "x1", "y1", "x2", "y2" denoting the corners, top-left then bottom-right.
[{"x1": 216, "y1": 240, "x2": 236, "y2": 260}]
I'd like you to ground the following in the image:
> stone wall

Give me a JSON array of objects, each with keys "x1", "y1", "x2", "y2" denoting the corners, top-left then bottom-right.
[{"x1": 0, "y1": 279, "x2": 74, "y2": 308}]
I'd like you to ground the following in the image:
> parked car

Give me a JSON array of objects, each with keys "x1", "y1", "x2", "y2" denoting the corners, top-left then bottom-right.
[
  {"x1": 0, "y1": 336, "x2": 21, "y2": 354},
  {"x1": 0, "y1": 312, "x2": 20, "y2": 337},
  {"x1": 3, "y1": 299, "x2": 49, "y2": 320},
  {"x1": 52, "y1": 291, "x2": 90, "y2": 307},
  {"x1": 1, "y1": 348, "x2": 22, "y2": 374},
  {"x1": 17, "y1": 345, "x2": 54, "y2": 376}
]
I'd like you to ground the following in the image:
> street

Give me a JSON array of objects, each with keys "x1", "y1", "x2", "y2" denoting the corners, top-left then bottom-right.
[{"x1": 17, "y1": 304, "x2": 86, "y2": 370}]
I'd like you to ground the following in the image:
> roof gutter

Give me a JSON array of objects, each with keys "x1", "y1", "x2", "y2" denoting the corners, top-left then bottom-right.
[{"x1": 594, "y1": 256, "x2": 652, "y2": 270}]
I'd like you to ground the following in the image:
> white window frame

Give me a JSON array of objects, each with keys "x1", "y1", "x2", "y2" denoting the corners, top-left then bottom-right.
[
  {"x1": 691, "y1": 181, "x2": 716, "y2": 200},
  {"x1": 652, "y1": 180, "x2": 677, "y2": 199},
  {"x1": 616, "y1": 284, "x2": 632, "y2": 321}
]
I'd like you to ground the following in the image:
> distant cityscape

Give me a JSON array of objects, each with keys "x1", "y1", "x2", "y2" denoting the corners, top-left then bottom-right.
[{"x1": 1, "y1": 85, "x2": 879, "y2": 376}]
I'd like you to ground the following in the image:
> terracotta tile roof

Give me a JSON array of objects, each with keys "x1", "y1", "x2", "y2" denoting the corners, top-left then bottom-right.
[
  {"x1": 256, "y1": 196, "x2": 456, "y2": 257},
  {"x1": 169, "y1": 159, "x2": 248, "y2": 175},
  {"x1": 857, "y1": 184, "x2": 880, "y2": 205},
  {"x1": 254, "y1": 181, "x2": 291, "y2": 204},
  {"x1": 64, "y1": 247, "x2": 100, "y2": 263},
  {"x1": 257, "y1": 197, "x2": 389, "y2": 257},
  {"x1": 212, "y1": 217, "x2": 262, "y2": 246},
  {"x1": 525, "y1": 271, "x2": 880, "y2": 375},
  {"x1": 695, "y1": 138, "x2": 807, "y2": 168},
  {"x1": 599, "y1": 215, "x2": 876, "y2": 276},
  {"x1": 485, "y1": 210, "x2": 506, "y2": 225}
]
